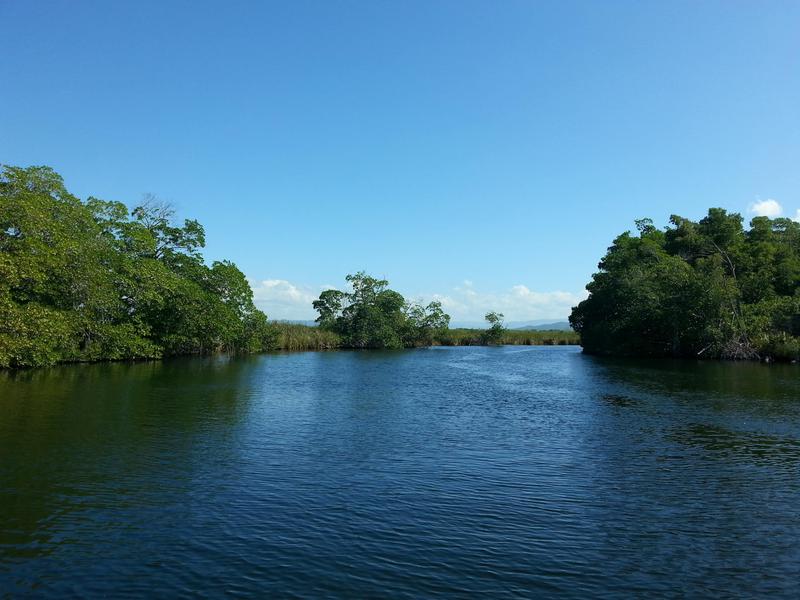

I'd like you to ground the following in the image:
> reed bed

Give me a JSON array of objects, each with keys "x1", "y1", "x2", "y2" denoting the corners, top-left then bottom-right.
[
  {"x1": 268, "y1": 323, "x2": 578, "y2": 351},
  {"x1": 269, "y1": 322, "x2": 341, "y2": 351},
  {"x1": 436, "y1": 328, "x2": 579, "y2": 346}
]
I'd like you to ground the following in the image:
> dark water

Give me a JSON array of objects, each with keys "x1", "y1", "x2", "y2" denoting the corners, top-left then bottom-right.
[{"x1": 1, "y1": 347, "x2": 799, "y2": 598}]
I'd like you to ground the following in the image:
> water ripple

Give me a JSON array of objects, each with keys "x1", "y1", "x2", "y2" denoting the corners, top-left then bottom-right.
[{"x1": 1, "y1": 348, "x2": 799, "y2": 597}]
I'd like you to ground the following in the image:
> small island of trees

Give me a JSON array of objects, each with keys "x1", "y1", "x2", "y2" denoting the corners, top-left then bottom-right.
[
  {"x1": 570, "y1": 208, "x2": 800, "y2": 361},
  {"x1": 312, "y1": 272, "x2": 451, "y2": 349}
]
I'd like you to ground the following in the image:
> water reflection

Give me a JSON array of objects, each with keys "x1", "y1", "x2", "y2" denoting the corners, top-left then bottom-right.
[
  {"x1": 0, "y1": 356, "x2": 256, "y2": 583},
  {"x1": 575, "y1": 352, "x2": 800, "y2": 596},
  {"x1": 670, "y1": 423, "x2": 800, "y2": 467},
  {"x1": 601, "y1": 393, "x2": 642, "y2": 408}
]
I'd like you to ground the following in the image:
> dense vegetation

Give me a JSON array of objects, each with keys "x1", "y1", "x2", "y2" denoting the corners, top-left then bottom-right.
[
  {"x1": 1, "y1": 164, "x2": 577, "y2": 368},
  {"x1": 482, "y1": 311, "x2": 506, "y2": 344},
  {"x1": 0, "y1": 165, "x2": 274, "y2": 368},
  {"x1": 313, "y1": 272, "x2": 451, "y2": 348},
  {"x1": 273, "y1": 321, "x2": 579, "y2": 351},
  {"x1": 570, "y1": 209, "x2": 800, "y2": 361},
  {"x1": 269, "y1": 322, "x2": 341, "y2": 351}
]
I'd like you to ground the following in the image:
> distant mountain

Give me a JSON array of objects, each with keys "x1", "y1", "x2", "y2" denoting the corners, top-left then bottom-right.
[
  {"x1": 449, "y1": 319, "x2": 573, "y2": 331},
  {"x1": 513, "y1": 321, "x2": 572, "y2": 331}
]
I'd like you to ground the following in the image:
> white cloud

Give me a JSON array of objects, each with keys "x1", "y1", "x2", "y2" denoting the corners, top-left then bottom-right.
[
  {"x1": 250, "y1": 277, "x2": 587, "y2": 324},
  {"x1": 794, "y1": 210, "x2": 800, "y2": 223},
  {"x1": 749, "y1": 199, "x2": 783, "y2": 217},
  {"x1": 250, "y1": 279, "x2": 321, "y2": 320},
  {"x1": 418, "y1": 283, "x2": 587, "y2": 324}
]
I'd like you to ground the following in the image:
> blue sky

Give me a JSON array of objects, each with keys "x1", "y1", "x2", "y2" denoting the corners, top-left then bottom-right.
[{"x1": 2, "y1": 1, "x2": 799, "y2": 322}]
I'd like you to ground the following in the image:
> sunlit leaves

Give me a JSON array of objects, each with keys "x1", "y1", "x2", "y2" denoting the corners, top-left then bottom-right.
[
  {"x1": 313, "y1": 272, "x2": 453, "y2": 349},
  {"x1": 0, "y1": 165, "x2": 271, "y2": 367},
  {"x1": 572, "y1": 208, "x2": 800, "y2": 360}
]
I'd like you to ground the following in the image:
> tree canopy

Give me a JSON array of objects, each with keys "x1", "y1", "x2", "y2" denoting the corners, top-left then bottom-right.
[
  {"x1": 482, "y1": 311, "x2": 506, "y2": 345},
  {"x1": 0, "y1": 165, "x2": 274, "y2": 367},
  {"x1": 313, "y1": 272, "x2": 450, "y2": 349},
  {"x1": 570, "y1": 208, "x2": 800, "y2": 361}
]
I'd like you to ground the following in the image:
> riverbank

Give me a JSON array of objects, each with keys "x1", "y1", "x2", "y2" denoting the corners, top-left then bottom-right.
[{"x1": 1, "y1": 324, "x2": 580, "y2": 370}]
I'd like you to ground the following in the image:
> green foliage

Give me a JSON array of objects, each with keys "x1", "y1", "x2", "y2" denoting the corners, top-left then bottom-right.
[
  {"x1": 266, "y1": 323, "x2": 578, "y2": 351},
  {"x1": 0, "y1": 165, "x2": 272, "y2": 368},
  {"x1": 481, "y1": 311, "x2": 506, "y2": 345},
  {"x1": 571, "y1": 208, "x2": 800, "y2": 361},
  {"x1": 313, "y1": 272, "x2": 451, "y2": 348},
  {"x1": 268, "y1": 322, "x2": 340, "y2": 351},
  {"x1": 405, "y1": 300, "x2": 450, "y2": 346},
  {"x1": 437, "y1": 328, "x2": 578, "y2": 347}
]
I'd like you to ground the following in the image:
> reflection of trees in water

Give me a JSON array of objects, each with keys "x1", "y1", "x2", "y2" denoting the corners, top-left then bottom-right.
[
  {"x1": 582, "y1": 353, "x2": 800, "y2": 470},
  {"x1": 306, "y1": 350, "x2": 418, "y2": 462},
  {"x1": 570, "y1": 353, "x2": 800, "y2": 597},
  {"x1": 586, "y1": 354, "x2": 800, "y2": 411},
  {"x1": 0, "y1": 355, "x2": 259, "y2": 571},
  {"x1": 669, "y1": 423, "x2": 800, "y2": 469},
  {"x1": 601, "y1": 393, "x2": 642, "y2": 408}
]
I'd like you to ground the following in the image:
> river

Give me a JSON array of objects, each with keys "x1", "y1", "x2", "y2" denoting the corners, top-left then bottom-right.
[{"x1": 1, "y1": 346, "x2": 799, "y2": 597}]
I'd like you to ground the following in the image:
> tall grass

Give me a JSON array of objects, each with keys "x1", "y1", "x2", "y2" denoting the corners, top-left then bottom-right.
[
  {"x1": 269, "y1": 322, "x2": 341, "y2": 351},
  {"x1": 435, "y1": 328, "x2": 579, "y2": 346},
  {"x1": 266, "y1": 323, "x2": 578, "y2": 351}
]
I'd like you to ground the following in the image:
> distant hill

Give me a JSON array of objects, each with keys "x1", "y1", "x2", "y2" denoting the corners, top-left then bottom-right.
[
  {"x1": 513, "y1": 321, "x2": 572, "y2": 331},
  {"x1": 449, "y1": 319, "x2": 573, "y2": 331}
]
